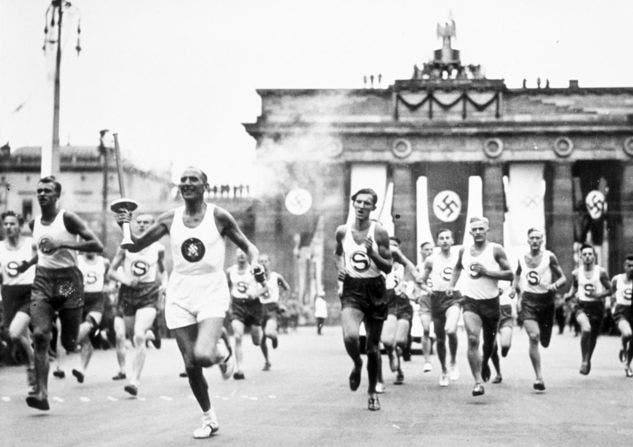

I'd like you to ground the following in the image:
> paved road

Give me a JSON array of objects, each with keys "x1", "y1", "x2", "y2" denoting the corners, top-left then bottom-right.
[{"x1": 2, "y1": 326, "x2": 632, "y2": 446}]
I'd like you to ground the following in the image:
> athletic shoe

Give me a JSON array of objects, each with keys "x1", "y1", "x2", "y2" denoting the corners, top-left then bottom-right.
[
  {"x1": 619, "y1": 349, "x2": 626, "y2": 363},
  {"x1": 367, "y1": 393, "x2": 381, "y2": 411},
  {"x1": 27, "y1": 368, "x2": 37, "y2": 395},
  {"x1": 193, "y1": 410, "x2": 219, "y2": 439},
  {"x1": 263, "y1": 362, "x2": 271, "y2": 371},
  {"x1": 349, "y1": 363, "x2": 361, "y2": 391},
  {"x1": 112, "y1": 372, "x2": 127, "y2": 381},
  {"x1": 26, "y1": 396, "x2": 50, "y2": 411},
  {"x1": 439, "y1": 373, "x2": 449, "y2": 387},
  {"x1": 472, "y1": 383, "x2": 485, "y2": 396},
  {"x1": 72, "y1": 369, "x2": 85, "y2": 384},
  {"x1": 481, "y1": 362, "x2": 491, "y2": 382},
  {"x1": 533, "y1": 380, "x2": 546, "y2": 391},
  {"x1": 492, "y1": 375, "x2": 502, "y2": 384},
  {"x1": 394, "y1": 370, "x2": 404, "y2": 385},
  {"x1": 52, "y1": 368, "x2": 65, "y2": 379},
  {"x1": 233, "y1": 371, "x2": 245, "y2": 380},
  {"x1": 145, "y1": 330, "x2": 156, "y2": 348},
  {"x1": 579, "y1": 361, "x2": 591, "y2": 375},
  {"x1": 375, "y1": 381, "x2": 385, "y2": 394},
  {"x1": 625, "y1": 367, "x2": 633, "y2": 378},
  {"x1": 423, "y1": 362, "x2": 432, "y2": 373},
  {"x1": 124, "y1": 384, "x2": 138, "y2": 396},
  {"x1": 449, "y1": 364, "x2": 460, "y2": 381}
]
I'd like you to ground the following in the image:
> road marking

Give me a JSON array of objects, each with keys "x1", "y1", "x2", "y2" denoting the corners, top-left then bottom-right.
[
  {"x1": 160, "y1": 396, "x2": 173, "y2": 401},
  {"x1": 241, "y1": 395, "x2": 250, "y2": 399},
  {"x1": 2, "y1": 396, "x2": 10, "y2": 402},
  {"x1": 80, "y1": 396, "x2": 90, "y2": 402},
  {"x1": 107, "y1": 396, "x2": 118, "y2": 402},
  {"x1": 268, "y1": 395, "x2": 277, "y2": 399},
  {"x1": 249, "y1": 397, "x2": 258, "y2": 401},
  {"x1": 52, "y1": 397, "x2": 64, "y2": 402},
  {"x1": 392, "y1": 424, "x2": 400, "y2": 430},
  {"x1": 138, "y1": 397, "x2": 146, "y2": 401}
]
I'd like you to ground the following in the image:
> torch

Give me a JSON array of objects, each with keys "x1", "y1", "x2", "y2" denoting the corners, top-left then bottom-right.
[{"x1": 109, "y1": 132, "x2": 137, "y2": 249}]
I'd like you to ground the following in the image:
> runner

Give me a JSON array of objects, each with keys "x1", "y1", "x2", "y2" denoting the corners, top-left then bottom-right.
[
  {"x1": 114, "y1": 167, "x2": 260, "y2": 438},
  {"x1": 250, "y1": 254, "x2": 290, "y2": 371},
  {"x1": 227, "y1": 249, "x2": 261, "y2": 379},
  {"x1": 380, "y1": 236, "x2": 419, "y2": 385},
  {"x1": 23, "y1": 176, "x2": 104, "y2": 410},
  {"x1": 0, "y1": 211, "x2": 36, "y2": 393},
  {"x1": 489, "y1": 281, "x2": 514, "y2": 384},
  {"x1": 335, "y1": 188, "x2": 392, "y2": 411},
  {"x1": 71, "y1": 252, "x2": 110, "y2": 383},
  {"x1": 417, "y1": 241, "x2": 435, "y2": 373},
  {"x1": 564, "y1": 243, "x2": 611, "y2": 375},
  {"x1": 419, "y1": 228, "x2": 461, "y2": 386},
  {"x1": 610, "y1": 254, "x2": 633, "y2": 377},
  {"x1": 514, "y1": 228, "x2": 566, "y2": 390},
  {"x1": 447, "y1": 217, "x2": 513, "y2": 397},
  {"x1": 314, "y1": 293, "x2": 328, "y2": 335},
  {"x1": 108, "y1": 214, "x2": 166, "y2": 392}
]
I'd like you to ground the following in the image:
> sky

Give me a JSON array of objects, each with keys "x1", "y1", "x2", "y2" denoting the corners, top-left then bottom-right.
[{"x1": 1, "y1": 0, "x2": 633, "y2": 184}]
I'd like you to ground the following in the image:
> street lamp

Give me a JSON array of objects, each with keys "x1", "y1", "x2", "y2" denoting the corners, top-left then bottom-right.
[{"x1": 98, "y1": 130, "x2": 113, "y2": 246}]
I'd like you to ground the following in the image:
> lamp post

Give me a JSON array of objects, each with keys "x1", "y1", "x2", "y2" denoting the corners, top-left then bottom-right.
[
  {"x1": 42, "y1": 0, "x2": 81, "y2": 177},
  {"x1": 98, "y1": 130, "x2": 112, "y2": 246}
]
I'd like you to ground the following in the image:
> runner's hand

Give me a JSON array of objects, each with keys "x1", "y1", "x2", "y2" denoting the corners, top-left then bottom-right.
[
  {"x1": 39, "y1": 238, "x2": 61, "y2": 254},
  {"x1": 363, "y1": 237, "x2": 374, "y2": 255},
  {"x1": 114, "y1": 209, "x2": 132, "y2": 226}
]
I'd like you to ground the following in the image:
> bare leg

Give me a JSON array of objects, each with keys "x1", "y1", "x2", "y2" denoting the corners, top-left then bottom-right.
[
  {"x1": 8, "y1": 312, "x2": 34, "y2": 367},
  {"x1": 340, "y1": 307, "x2": 364, "y2": 390},
  {"x1": 524, "y1": 320, "x2": 543, "y2": 381},
  {"x1": 231, "y1": 320, "x2": 246, "y2": 373},
  {"x1": 576, "y1": 312, "x2": 592, "y2": 374},
  {"x1": 364, "y1": 317, "x2": 384, "y2": 394},
  {"x1": 463, "y1": 311, "x2": 483, "y2": 383},
  {"x1": 113, "y1": 316, "x2": 127, "y2": 376},
  {"x1": 130, "y1": 308, "x2": 157, "y2": 386},
  {"x1": 381, "y1": 315, "x2": 397, "y2": 371},
  {"x1": 420, "y1": 312, "x2": 433, "y2": 368}
]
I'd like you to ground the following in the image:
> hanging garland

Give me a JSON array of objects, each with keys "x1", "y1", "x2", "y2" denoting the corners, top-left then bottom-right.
[{"x1": 395, "y1": 91, "x2": 500, "y2": 119}]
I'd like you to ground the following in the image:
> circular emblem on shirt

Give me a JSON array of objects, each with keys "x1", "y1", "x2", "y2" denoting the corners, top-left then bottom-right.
[
  {"x1": 181, "y1": 238, "x2": 205, "y2": 263},
  {"x1": 526, "y1": 270, "x2": 540, "y2": 286},
  {"x1": 85, "y1": 272, "x2": 98, "y2": 284},
  {"x1": 235, "y1": 281, "x2": 249, "y2": 294},
  {"x1": 6, "y1": 261, "x2": 20, "y2": 278},
  {"x1": 624, "y1": 288, "x2": 632, "y2": 301},
  {"x1": 350, "y1": 251, "x2": 370, "y2": 272},
  {"x1": 132, "y1": 260, "x2": 150, "y2": 277},
  {"x1": 433, "y1": 191, "x2": 461, "y2": 222},
  {"x1": 468, "y1": 263, "x2": 482, "y2": 279}
]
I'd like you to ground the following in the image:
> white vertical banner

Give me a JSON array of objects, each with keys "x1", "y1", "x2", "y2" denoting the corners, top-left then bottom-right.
[
  {"x1": 504, "y1": 163, "x2": 545, "y2": 258},
  {"x1": 416, "y1": 176, "x2": 433, "y2": 266},
  {"x1": 378, "y1": 181, "x2": 395, "y2": 236},
  {"x1": 347, "y1": 163, "x2": 390, "y2": 226},
  {"x1": 462, "y1": 176, "x2": 483, "y2": 247}
]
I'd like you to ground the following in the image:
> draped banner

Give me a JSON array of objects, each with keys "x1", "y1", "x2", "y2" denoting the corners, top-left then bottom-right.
[
  {"x1": 503, "y1": 164, "x2": 546, "y2": 262},
  {"x1": 462, "y1": 176, "x2": 483, "y2": 247},
  {"x1": 416, "y1": 176, "x2": 433, "y2": 266},
  {"x1": 396, "y1": 91, "x2": 500, "y2": 120},
  {"x1": 347, "y1": 163, "x2": 393, "y2": 234}
]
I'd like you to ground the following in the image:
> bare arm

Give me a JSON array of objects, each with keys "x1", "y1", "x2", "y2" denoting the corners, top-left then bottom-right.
[
  {"x1": 595, "y1": 269, "x2": 612, "y2": 301},
  {"x1": 108, "y1": 248, "x2": 133, "y2": 286},
  {"x1": 548, "y1": 252, "x2": 567, "y2": 292},
  {"x1": 214, "y1": 206, "x2": 259, "y2": 268},
  {"x1": 277, "y1": 273, "x2": 291, "y2": 292},
  {"x1": 61, "y1": 211, "x2": 104, "y2": 253},
  {"x1": 334, "y1": 225, "x2": 346, "y2": 281},
  {"x1": 368, "y1": 224, "x2": 392, "y2": 274},
  {"x1": 447, "y1": 247, "x2": 465, "y2": 294},
  {"x1": 472, "y1": 244, "x2": 513, "y2": 281},
  {"x1": 564, "y1": 270, "x2": 579, "y2": 301},
  {"x1": 114, "y1": 210, "x2": 172, "y2": 253}
]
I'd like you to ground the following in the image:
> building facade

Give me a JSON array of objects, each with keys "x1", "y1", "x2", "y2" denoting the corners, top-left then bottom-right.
[{"x1": 244, "y1": 22, "x2": 633, "y2": 306}]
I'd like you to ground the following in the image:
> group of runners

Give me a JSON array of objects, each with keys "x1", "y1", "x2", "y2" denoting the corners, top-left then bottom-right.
[{"x1": 336, "y1": 187, "x2": 633, "y2": 411}]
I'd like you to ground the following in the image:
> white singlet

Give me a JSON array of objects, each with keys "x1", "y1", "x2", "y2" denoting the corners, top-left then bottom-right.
[
  {"x1": 124, "y1": 242, "x2": 162, "y2": 284},
  {"x1": 458, "y1": 243, "x2": 502, "y2": 300},
  {"x1": 227, "y1": 264, "x2": 254, "y2": 299},
  {"x1": 33, "y1": 210, "x2": 78, "y2": 269},
  {"x1": 385, "y1": 262, "x2": 405, "y2": 291},
  {"x1": 260, "y1": 271, "x2": 282, "y2": 305},
  {"x1": 518, "y1": 251, "x2": 553, "y2": 294},
  {"x1": 0, "y1": 237, "x2": 35, "y2": 285},
  {"x1": 78, "y1": 256, "x2": 106, "y2": 293},
  {"x1": 576, "y1": 266, "x2": 606, "y2": 302},
  {"x1": 428, "y1": 250, "x2": 458, "y2": 292},
  {"x1": 342, "y1": 222, "x2": 381, "y2": 279},
  {"x1": 612, "y1": 273, "x2": 632, "y2": 306}
]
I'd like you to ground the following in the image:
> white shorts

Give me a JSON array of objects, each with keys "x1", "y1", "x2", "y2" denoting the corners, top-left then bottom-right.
[{"x1": 165, "y1": 271, "x2": 230, "y2": 329}]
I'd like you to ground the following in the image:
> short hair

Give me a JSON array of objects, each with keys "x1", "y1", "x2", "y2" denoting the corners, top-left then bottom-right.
[
  {"x1": 182, "y1": 167, "x2": 208, "y2": 184},
  {"x1": 389, "y1": 236, "x2": 401, "y2": 245},
  {"x1": 469, "y1": 216, "x2": 489, "y2": 227},
  {"x1": 580, "y1": 243, "x2": 595, "y2": 254},
  {"x1": 39, "y1": 176, "x2": 61, "y2": 195},
  {"x1": 436, "y1": 228, "x2": 453, "y2": 239},
  {"x1": 625, "y1": 254, "x2": 633, "y2": 262},
  {"x1": 351, "y1": 188, "x2": 378, "y2": 205},
  {"x1": 1, "y1": 210, "x2": 23, "y2": 226},
  {"x1": 527, "y1": 228, "x2": 543, "y2": 237},
  {"x1": 420, "y1": 241, "x2": 433, "y2": 249}
]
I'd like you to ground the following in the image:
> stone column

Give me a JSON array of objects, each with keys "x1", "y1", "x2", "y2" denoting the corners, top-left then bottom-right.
[
  {"x1": 548, "y1": 162, "x2": 575, "y2": 283},
  {"x1": 482, "y1": 163, "x2": 504, "y2": 244},
  {"x1": 392, "y1": 164, "x2": 416, "y2": 261},
  {"x1": 621, "y1": 163, "x2": 633, "y2": 254}
]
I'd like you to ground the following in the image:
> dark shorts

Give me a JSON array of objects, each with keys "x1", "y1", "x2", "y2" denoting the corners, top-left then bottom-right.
[
  {"x1": 1, "y1": 284, "x2": 32, "y2": 324},
  {"x1": 83, "y1": 292, "x2": 105, "y2": 319},
  {"x1": 520, "y1": 291, "x2": 555, "y2": 347},
  {"x1": 387, "y1": 289, "x2": 413, "y2": 321},
  {"x1": 613, "y1": 304, "x2": 633, "y2": 325},
  {"x1": 340, "y1": 275, "x2": 388, "y2": 321},
  {"x1": 261, "y1": 302, "x2": 280, "y2": 327},
  {"x1": 418, "y1": 293, "x2": 432, "y2": 315},
  {"x1": 118, "y1": 282, "x2": 160, "y2": 317},
  {"x1": 231, "y1": 298, "x2": 263, "y2": 327},
  {"x1": 430, "y1": 290, "x2": 461, "y2": 320},
  {"x1": 462, "y1": 296, "x2": 500, "y2": 332},
  {"x1": 499, "y1": 304, "x2": 513, "y2": 329},
  {"x1": 575, "y1": 300, "x2": 605, "y2": 330},
  {"x1": 31, "y1": 266, "x2": 84, "y2": 310}
]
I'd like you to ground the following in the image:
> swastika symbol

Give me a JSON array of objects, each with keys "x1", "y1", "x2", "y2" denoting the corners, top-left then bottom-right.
[
  {"x1": 585, "y1": 190, "x2": 607, "y2": 220},
  {"x1": 433, "y1": 191, "x2": 461, "y2": 222}
]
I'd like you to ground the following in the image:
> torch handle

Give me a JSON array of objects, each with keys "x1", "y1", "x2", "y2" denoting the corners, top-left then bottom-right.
[
  {"x1": 112, "y1": 133, "x2": 125, "y2": 197},
  {"x1": 121, "y1": 222, "x2": 134, "y2": 249}
]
